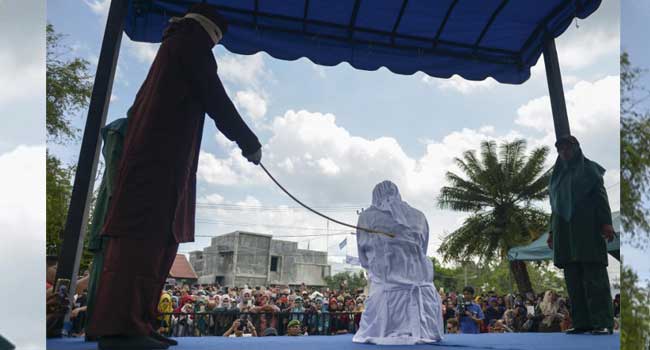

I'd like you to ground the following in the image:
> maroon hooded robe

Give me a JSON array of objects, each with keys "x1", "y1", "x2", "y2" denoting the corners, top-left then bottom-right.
[{"x1": 87, "y1": 6, "x2": 260, "y2": 336}]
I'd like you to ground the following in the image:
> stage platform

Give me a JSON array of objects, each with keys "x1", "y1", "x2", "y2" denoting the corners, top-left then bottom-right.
[{"x1": 46, "y1": 333, "x2": 620, "y2": 350}]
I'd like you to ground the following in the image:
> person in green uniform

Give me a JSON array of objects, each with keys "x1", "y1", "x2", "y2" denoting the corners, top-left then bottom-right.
[
  {"x1": 84, "y1": 117, "x2": 129, "y2": 341},
  {"x1": 546, "y1": 135, "x2": 615, "y2": 335}
]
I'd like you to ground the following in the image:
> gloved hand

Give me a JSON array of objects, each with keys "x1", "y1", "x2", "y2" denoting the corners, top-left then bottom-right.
[
  {"x1": 602, "y1": 224, "x2": 615, "y2": 242},
  {"x1": 244, "y1": 148, "x2": 262, "y2": 165}
]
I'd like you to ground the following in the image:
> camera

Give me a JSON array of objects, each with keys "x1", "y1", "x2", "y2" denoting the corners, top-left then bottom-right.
[
  {"x1": 460, "y1": 301, "x2": 472, "y2": 313},
  {"x1": 457, "y1": 295, "x2": 473, "y2": 315},
  {"x1": 54, "y1": 278, "x2": 70, "y2": 299}
]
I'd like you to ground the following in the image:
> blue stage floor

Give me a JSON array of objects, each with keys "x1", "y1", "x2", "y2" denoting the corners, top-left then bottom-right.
[{"x1": 46, "y1": 333, "x2": 620, "y2": 350}]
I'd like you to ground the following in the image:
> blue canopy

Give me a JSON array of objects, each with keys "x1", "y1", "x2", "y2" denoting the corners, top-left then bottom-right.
[
  {"x1": 507, "y1": 212, "x2": 620, "y2": 262},
  {"x1": 124, "y1": 0, "x2": 601, "y2": 84}
]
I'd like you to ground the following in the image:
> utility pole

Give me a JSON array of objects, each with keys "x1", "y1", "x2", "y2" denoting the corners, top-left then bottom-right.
[{"x1": 326, "y1": 219, "x2": 329, "y2": 259}]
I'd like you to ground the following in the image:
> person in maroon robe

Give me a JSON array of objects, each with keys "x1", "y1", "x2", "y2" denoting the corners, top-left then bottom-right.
[{"x1": 86, "y1": 4, "x2": 261, "y2": 350}]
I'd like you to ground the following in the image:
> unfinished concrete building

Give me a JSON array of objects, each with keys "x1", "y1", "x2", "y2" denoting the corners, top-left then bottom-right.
[{"x1": 189, "y1": 231, "x2": 331, "y2": 287}]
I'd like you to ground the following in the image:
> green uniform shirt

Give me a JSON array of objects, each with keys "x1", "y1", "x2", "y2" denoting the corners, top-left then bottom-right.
[{"x1": 550, "y1": 177, "x2": 612, "y2": 268}]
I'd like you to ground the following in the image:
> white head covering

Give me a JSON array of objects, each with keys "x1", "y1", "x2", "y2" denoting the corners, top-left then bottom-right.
[{"x1": 371, "y1": 181, "x2": 411, "y2": 230}]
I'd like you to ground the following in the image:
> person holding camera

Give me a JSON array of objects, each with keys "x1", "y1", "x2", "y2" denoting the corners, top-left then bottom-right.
[
  {"x1": 458, "y1": 286, "x2": 484, "y2": 334},
  {"x1": 223, "y1": 317, "x2": 257, "y2": 337}
]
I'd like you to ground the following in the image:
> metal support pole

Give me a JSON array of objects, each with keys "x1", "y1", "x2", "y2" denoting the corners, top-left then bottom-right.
[
  {"x1": 55, "y1": 0, "x2": 128, "y2": 306},
  {"x1": 543, "y1": 38, "x2": 571, "y2": 140}
]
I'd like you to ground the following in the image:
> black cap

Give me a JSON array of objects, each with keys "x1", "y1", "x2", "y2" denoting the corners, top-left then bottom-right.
[
  {"x1": 554, "y1": 135, "x2": 579, "y2": 147},
  {"x1": 187, "y1": 3, "x2": 228, "y2": 35}
]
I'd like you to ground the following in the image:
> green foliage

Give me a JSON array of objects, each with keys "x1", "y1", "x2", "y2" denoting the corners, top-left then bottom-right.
[
  {"x1": 431, "y1": 258, "x2": 566, "y2": 296},
  {"x1": 46, "y1": 153, "x2": 73, "y2": 256},
  {"x1": 431, "y1": 258, "x2": 461, "y2": 293},
  {"x1": 436, "y1": 140, "x2": 551, "y2": 294},
  {"x1": 323, "y1": 271, "x2": 367, "y2": 293},
  {"x1": 46, "y1": 23, "x2": 93, "y2": 143},
  {"x1": 620, "y1": 264, "x2": 650, "y2": 350},
  {"x1": 46, "y1": 23, "x2": 94, "y2": 271},
  {"x1": 621, "y1": 52, "x2": 650, "y2": 249}
]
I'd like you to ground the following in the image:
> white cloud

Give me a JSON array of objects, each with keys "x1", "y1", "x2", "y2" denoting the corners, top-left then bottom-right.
[
  {"x1": 479, "y1": 125, "x2": 495, "y2": 134},
  {"x1": 0, "y1": 145, "x2": 45, "y2": 237},
  {"x1": 197, "y1": 149, "x2": 266, "y2": 186},
  {"x1": 215, "y1": 132, "x2": 236, "y2": 149},
  {"x1": 234, "y1": 90, "x2": 267, "y2": 120},
  {"x1": 83, "y1": 0, "x2": 110, "y2": 18},
  {"x1": 202, "y1": 193, "x2": 225, "y2": 204},
  {"x1": 0, "y1": 53, "x2": 43, "y2": 105},
  {"x1": 217, "y1": 52, "x2": 269, "y2": 89},
  {"x1": 278, "y1": 158, "x2": 295, "y2": 174},
  {"x1": 197, "y1": 151, "x2": 243, "y2": 186},
  {"x1": 422, "y1": 74, "x2": 498, "y2": 94},
  {"x1": 317, "y1": 158, "x2": 341, "y2": 176},
  {"x1": 0, "y1": 145, "x2": 46, "y2": 349},
  {"x1": 556, "y1": 28, "x2": 619, "y2": 72},
  {"x1": 236, "y1": 195, "x2": 262, "y2": 207},
  {"x1": 199, "y1": 109, "x2": 537, "y2": 211},
  {"x1": 125, "y1": 38, "x2": 159, "y2": 65},
  {"x1": 515, "y1": 76, "x2": 619, "y2": 143}
]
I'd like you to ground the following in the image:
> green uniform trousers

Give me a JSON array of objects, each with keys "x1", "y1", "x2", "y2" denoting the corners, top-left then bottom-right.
[
  {"x1": 85, "y1": 236, "x2": 109, "y2": 335},
  {"x1": 563, "y1": 262, "x2": 614, "y2": 330}
]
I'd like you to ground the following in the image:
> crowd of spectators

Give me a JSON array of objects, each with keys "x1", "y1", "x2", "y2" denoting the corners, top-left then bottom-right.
[
  {"x1": 154, "y1": 282, "x2": 366, "y2": 337},
  {"x1": 47, "y1": 276, "x2": 621, "y2": 338},
  {"x1": 440, "y1": 286, "x2": 621, "y2": 334}
]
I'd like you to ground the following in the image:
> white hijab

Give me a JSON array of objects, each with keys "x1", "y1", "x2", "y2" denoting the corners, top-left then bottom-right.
[{"x1": 370, "y1": 181, "x2": 412, "y2": 231}]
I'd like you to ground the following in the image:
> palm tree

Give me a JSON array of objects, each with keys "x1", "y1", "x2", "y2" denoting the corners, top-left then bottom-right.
[{"x1": 437, "y1": 139, "x2": 550, "y2": 294}]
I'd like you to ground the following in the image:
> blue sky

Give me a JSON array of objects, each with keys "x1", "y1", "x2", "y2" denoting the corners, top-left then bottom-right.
[
  {"x1": 621, "y1": 0, "x2": 650, "y2": 284},
  {"x1": 46, "y1": 0, "x2": 620, "y2": 265}
]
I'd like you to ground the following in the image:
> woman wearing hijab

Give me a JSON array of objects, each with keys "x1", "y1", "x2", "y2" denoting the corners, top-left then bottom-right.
[
  {"x1": 156, "y1": 294, "x2": 174, "y2": 336},
  {"x1": 353, "y1": 181, "x2": 443, "y2": 344},
  {"x1": 193, "y1": 297, "x2": 209, "y2": 336},
  {"x1": 547, "y1": 136, "x2": 614, "y2": 335},
  {"x1": 533, "y1": 290, "x2": 563, "y2": 332}
]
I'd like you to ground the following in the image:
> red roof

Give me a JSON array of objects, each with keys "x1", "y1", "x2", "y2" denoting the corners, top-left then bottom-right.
[{"x1": 169, "y1": 254, "x2": 198, "y2": 280}]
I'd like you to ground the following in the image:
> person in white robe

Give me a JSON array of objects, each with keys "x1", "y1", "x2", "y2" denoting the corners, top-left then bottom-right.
[{"x1": 352, "y1": 181, "x2": 444, "y2": 345}]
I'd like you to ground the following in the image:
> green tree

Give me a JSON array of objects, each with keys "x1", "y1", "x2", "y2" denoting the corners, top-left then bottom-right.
[
  {"x1": 621, "y1": 52, "x2": 650, "y2": 249},
  {"x1": 431, "y1": 258, "x2": 566, "y2": 296},
  {"x1": 46, "y1": 153, "x2": 74, "y2": 255},
  {"x1": 437, "y1": 140, "x2": 551, "y2": 295},
  {"x1": 46, "y1": 23, "x2": 92, "y2": 143},
  {"x1": 431, "y1": 258, "x2": 461, "y2": 293},
  {"x1": 620, "y1": 264, "x2": 650, "y2": 350},
  {"x1": 46, "y1": 23, "x2": 93, "y2": 270},
  {"x1": 323, "y1": 271, "x2": 367, "y2": 293}
]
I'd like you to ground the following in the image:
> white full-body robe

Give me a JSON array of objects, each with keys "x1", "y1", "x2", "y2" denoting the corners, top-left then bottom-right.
[{"x1": 352, "y1": 181, "x2": 444, "y2": 345}]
